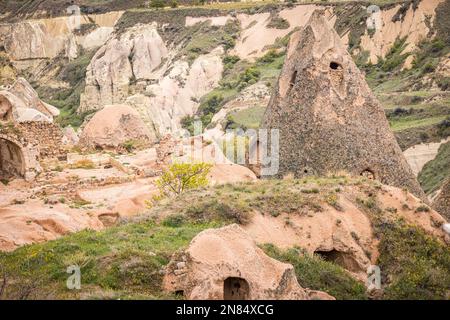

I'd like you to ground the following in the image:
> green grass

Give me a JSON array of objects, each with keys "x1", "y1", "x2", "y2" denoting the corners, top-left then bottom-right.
[
  {"x1": 176, "y1": 19, "x2": 240, "y2": 64},
  {"x1": 0, "y1": 219, "x2": 220, "y2": 299},
  {"x1": 36, "y1": 50, "x2": 96, "y2": 129},
  {"x1": 374, "y1": 218, "x2": 450, "y2": 299},
  {"x1": 1, "y1": 177, "x2": 449, "y2": 299},
  {"x1": 227, "y1": 105, "x2": 266, "y2": 130},
  {"x1": 262, "y1": 244, "x2": 368, "y2": 300},
  {"x1": 186, "y1": 50, "x2": 284, "y2": 131},
  {"x1": 418, "y1": 141, "x2": 450, "y2": 194},
  {"x1": 389, "y1": 115, "x2": 448, "y2": 132}
]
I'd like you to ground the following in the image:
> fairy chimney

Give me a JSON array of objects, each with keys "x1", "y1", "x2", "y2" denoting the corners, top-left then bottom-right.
[{"x1": 260, "y1": 10, "x2": 426, "y2": 201}]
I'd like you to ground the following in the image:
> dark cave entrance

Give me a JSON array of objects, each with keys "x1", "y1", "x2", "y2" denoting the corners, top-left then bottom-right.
[
  {"x1": 223, "y1": 277, "x2": 250, "y2": 300},
  {"x1": 289, "y1": 70, "x2": 297, "y2": 90},
  {"x1": 314, "y1": 249, "x2": 361, "y2": 273},
  {"x1": 361, "y1": 169, "x2": 376, "y2": 180},
  {"x1": 0, "y1": 137, "x2": 25, "y2": 181},
  {"x1": 329, "y1": 62, "x2": 342, "y2": 70}
]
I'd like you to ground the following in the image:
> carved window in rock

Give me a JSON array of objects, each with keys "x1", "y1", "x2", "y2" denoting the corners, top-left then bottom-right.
[
  {"x1": 329, "y1": 62, "x2": 342, "y2": 70},
  {"x1": 361, "y1": 169, "x2": 375, "y2": 180},
  {"x1": 223, "y1": 277, "x2": 250, "y2": 300},
  {"x1": 288, "y1": 70, "x2": 298, "y2": 93}
]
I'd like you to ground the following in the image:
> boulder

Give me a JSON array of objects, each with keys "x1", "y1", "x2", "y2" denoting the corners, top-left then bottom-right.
[
  {"x1": 163, "y1": 224, "x2": 334, "y2": 300},
  {"x1": 79, "y1": 104, "x2": 156, "y2": 150},
  {"x1": 260, "y1": 10, "x2": 426, "y2": 201}
]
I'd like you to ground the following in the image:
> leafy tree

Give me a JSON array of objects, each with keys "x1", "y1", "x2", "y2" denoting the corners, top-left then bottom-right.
[{"x1": 155, "y1": 162, "x2": 213, "y2": 197}]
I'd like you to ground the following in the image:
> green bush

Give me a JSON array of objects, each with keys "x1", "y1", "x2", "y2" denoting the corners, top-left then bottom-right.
[
  {"x1": 162, "y1": 214, "x2": 186, "y2": 228},
  {"x1": 375, "y1": 219, "x2": 450, "y2": 300},
  {"x1": 149, "y1": 0, "x2": 166, "y2": 8},
  {"x1": 267, "y1": 16, "x2": 290, "y2": 30},
  {"x1": 237, "y1": 67, "x2": 260, "y2": 91},
  {"x1": 262, "y1": 244, "x2": 367, "y2": 300}
]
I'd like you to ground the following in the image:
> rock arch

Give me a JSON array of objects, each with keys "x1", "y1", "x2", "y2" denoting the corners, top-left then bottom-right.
[{"x1": 0, "y1": 134, "x2": 40, "y2": 181}]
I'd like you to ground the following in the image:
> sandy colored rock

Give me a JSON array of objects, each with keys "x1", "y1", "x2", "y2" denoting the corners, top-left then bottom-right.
[
  {"x1": 0, "y1": 201, "x2": 104, "y2": 252},
  {"x1": 360, "y1": 0, "x2": 444, "y2": 64},
  {"x1": 208, "y1": 164, "x2": 257, "y2": 185},
  {"x1": 0, "y1": 12, "x2": 124, "y2": 67},
  {"x1": 125, "y1": 47, "x2": 224, "y2": 137},
  {"x1": 163, "y1": 224, "x2": 334, "y2": 300},
  {"x1": 241, "y1": 183, "x2": 447, "y2": 280},
  {"x1": 79, "y1": 104, "x2": 156, "y2": 150},
  {"x1": 62, "y1": 126, "x2": 79, "y2": 145},
  {"x1": 434, "y1": 179, "x2": 450, "y2": 221},
  {"x1": 0, "y1": 77, "x2": 58, "y2": 122},
  {"x1": 260, "y1": 11, "x2": 426, "y2": 201},
  {"x1": 79, "y1": 23, "x2": 168, "y2": 112},
  {"x1": 403, "y1": 138, "x2": 450, "y2": 176}
]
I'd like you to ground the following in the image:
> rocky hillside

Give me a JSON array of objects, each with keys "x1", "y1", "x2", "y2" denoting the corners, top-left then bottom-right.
[
  {"x1": 0, "y1": 177, "x2": 448, "y2": 300},
  {"x1": 0, "y1": 0, "x2": 449, "y2": 301}
]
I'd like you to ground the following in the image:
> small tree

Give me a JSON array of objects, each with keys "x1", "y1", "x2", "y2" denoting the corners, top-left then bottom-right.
[{"x1": 155, "y1": 162, "x2": 213, "y2": 198}]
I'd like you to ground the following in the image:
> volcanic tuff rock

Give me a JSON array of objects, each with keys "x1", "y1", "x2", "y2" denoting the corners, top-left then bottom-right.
[
  {"x1": 434, "y1": 179, "x2": 450, "y2": 221},
  {"x1": 125, "y1": 47, "x2": 224, "y2": 137},
  {"x1": 80, "y1": 23, "x2": 168, "y2": 112},
  {"x1": 0, "y1": 12, "x2": 124, "y2": 69},
  {"x1": 0, "y1": 77, "x2": 59, "y2": 122},
  {"x1": 163, "y1": 224, "x2": 334, "y2": 300},
  {"x1": 79, "y1": 104, "x2": 156, "y2": 150},
  {"x1": 260, "y1": 10, "x2": 426, "y2": 201}
]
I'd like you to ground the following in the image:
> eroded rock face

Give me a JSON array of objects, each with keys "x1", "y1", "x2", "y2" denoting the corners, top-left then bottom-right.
[
  {"x1": 0, "y1": 77, "x2": 58, "y2": 122},
  {"x1": 0, "y1": 201, "x2": 104, "y2": 252},
  {"x1": 163, "y1": 224, "x2": 334, "y2": 300},
  {"x1": 80, "y1": 23, "x2": 168, "y2": 112},
  {"x1": 261, "y1": 11, "x2": 426, "y2": 201},
  {"x1": 128, "y1": 47, "x2": 224, "y2": 136},
  {"x1": 434, "y1": 179, "x2": 450, "y2": 221},
  {"x1": 79, "y1": 104, "x2": 156, "y2": 150},
  {"x1": 80, "y1": 21, "x2": 224, "y2": 138},
  {"x1": 0, "y1": 12, "x2": 124, "y2": 68}
]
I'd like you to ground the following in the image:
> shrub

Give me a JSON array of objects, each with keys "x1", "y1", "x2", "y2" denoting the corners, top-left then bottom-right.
[
  {"x1": 267, "y1": 16, "x2": 290, "y2": 29},
  {"x1": 149, "y1": 0, "x2": 166, "y2": 8},
  {"x1": 155, "y1": 162, "x2": 213, "y2": 197},
  {"x1": 257, "y1": 49, "x2": 282, "y2": 64},
  {"x1": 262, "y1": 244, "x2": 367, "y2": 300},
  {"x1": 162, "y1": 214, "x2": 186, "y2": 227},
  {"x1": 376, "y1": 219, "x2": 450, "y2": 299},
  {"x1": 69, "y1": 159, "x2": 95, "y2": 169},
  {"x1": 415, "y1": 205, "x2": 431, "y2": 213},
  {"x1": 237, "y1": 67, "x2": 260, "y2": 91}
]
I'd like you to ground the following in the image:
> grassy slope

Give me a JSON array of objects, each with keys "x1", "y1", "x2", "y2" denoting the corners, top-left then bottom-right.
[
  {"x1": 36, "y1": 50, "x2": 97, "y2": 129},
  {"x1": 262, "y1": 244, "x2": 368, "y2": 300},
  {"x1": 1, "y1": 177, "x2": 449, "y2": 300},
  {"x1": 0, "y1": 219, "x2": 221, "y2": 299},
  {"x1": 418, "y1": 141, "x2": 450, "y2": 194}
]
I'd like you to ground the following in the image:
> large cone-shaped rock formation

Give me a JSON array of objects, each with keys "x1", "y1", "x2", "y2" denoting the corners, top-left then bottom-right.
[{"x1": 260, "y1": 10, "x2": 426, "y2": 201}]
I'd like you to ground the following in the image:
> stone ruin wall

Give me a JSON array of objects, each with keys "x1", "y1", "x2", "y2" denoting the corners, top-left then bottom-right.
[
  {"x1": 15, "y1": 121, "x2": 65, "y2": 159},
  {"x1": 0, "y1": 121, "x2": 64, "y2": 180}
]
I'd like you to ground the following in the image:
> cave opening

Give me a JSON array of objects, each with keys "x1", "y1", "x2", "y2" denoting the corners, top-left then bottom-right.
[
  {"x1": 314, "y1": 249, "x2": 361, "y2": 272},
  {"x1": 0, "y1": 137, "x2": 25, "y2": 181},
  {"x1": 329, "y1": 62, "x2": 342, "y2": 70},
  {"x1": 289, "y1": 70, "x2": 297, "y2": 89},
  {"x1": 223, "y1": 277, "x2": 250, "y2": 300},
  {"x1": 361, "y1": 169, "x2": 375, "y2": 180}
]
